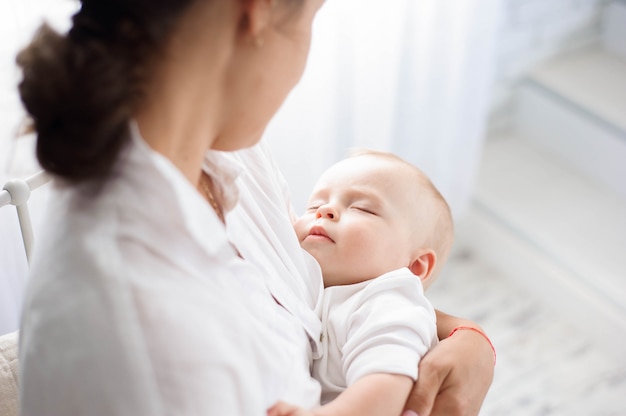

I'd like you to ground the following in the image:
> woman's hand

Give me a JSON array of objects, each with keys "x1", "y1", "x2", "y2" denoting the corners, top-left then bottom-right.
[
  {"x1": 267, "y1": 401, "x2": 314, "y2": 416},
  {"x1": 403, "y1": 312, "x2": 495, "y2": 416}
]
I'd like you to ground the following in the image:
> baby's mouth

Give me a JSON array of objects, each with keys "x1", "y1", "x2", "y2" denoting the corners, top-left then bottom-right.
[{"x1": 307, "y1": 226, "x2": 334, "y2": 242}]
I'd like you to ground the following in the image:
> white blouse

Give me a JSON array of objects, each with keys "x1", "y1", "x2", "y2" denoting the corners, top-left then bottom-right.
[
  {"x1": 222, "y1": 143, "x2": 324, "y2": 357},
  {"x1": 19, "y1": 127, "x2": 321, "y2": 415}
]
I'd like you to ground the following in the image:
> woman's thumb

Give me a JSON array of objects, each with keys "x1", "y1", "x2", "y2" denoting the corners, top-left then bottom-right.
[{"x1": 404, "y1": 367, "x2": 441, "y2": 416}]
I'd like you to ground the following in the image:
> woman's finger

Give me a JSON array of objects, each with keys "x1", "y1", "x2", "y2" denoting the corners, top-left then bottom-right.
[{"x1": 404, "y1": 356, "x2": 448, "y2": 416}]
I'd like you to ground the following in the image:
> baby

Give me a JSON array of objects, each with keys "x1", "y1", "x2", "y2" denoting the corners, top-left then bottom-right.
[{"x1": 268, "y1": 149, "x2": 454, "y2": 416}]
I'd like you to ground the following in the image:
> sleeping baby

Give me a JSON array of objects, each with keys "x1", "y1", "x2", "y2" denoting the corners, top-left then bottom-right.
[{"x1": 269, "y1": 149, "x2": 455, "y2": 416}]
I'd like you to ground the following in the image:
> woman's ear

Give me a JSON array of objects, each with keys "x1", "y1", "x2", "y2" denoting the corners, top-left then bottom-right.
[
  {"x1": 239, "y1": 0, "x2": 275, "y2": 39},
  {"x1": 409, "y1": 249, "x2": 437, "y2": 282}
]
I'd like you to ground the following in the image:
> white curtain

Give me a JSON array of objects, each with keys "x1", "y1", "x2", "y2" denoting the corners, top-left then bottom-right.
[
  {"x1": 0, "y1": 0, "x2": 76, "y2": 335},
  {"x1": 266, "y1": 0, "x2": 502, "y2": 216}
]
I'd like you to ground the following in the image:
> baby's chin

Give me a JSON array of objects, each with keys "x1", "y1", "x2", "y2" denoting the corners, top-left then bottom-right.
[{"x1": 320, "y1": 269, "x2": 380, "y2": 288}]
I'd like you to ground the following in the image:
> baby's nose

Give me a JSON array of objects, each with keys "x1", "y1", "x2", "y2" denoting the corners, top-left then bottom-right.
[{"x1": 316, "y1": 205, "x2": 337, "y2": 220}]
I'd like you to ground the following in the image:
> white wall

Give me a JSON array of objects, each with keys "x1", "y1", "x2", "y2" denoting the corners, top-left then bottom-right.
[{"x1": 490, "y1": 0, "x2": 610, "y2": 128}]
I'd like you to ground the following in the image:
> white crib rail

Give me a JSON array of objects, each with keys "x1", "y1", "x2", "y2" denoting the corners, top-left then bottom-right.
[{"x1": 1, "y1": 170, "x2": 51, "y2": 264}]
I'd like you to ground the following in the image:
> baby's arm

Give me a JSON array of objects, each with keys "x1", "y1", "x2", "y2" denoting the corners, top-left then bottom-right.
[{"x1": 268, "y1": 372, "x2": 413, "y2": 416}]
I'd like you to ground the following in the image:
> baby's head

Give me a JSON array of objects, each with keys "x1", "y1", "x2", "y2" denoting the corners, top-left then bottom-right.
[{"x1": 294, "y1": 150, "x2": 453, "y2": 289}]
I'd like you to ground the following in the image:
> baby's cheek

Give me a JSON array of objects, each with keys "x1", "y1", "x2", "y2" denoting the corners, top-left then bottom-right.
[{"x1": 293, "y1": 218, "x2": 307, "y2": 241}]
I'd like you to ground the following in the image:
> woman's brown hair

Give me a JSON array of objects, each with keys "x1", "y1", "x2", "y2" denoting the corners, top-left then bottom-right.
[{"x1": 16, "y1": 0, "x2": 196, "y2": 182}]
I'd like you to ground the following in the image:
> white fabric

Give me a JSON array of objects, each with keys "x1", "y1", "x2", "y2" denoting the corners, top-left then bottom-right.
[
  {"x1": 266, "y1": 0, "x2": 501, "y2": 216},
  {"x1": 222, "y1": 143, "x2": 325, "y2": 357},
  {"x1": 19, "y1": 128, "x2": 319, "y2": 415},
  {"x1": 0, "y1": 331, "x2": 19, "y2": 416},
  {"x1": 313, "y1": 268, "x2": 438, "y2": 405}
]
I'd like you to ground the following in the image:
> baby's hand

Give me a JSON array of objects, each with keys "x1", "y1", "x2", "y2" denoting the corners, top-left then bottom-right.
[{"x1": 267, "y1": 401, "x2": 314, "y2": 416}]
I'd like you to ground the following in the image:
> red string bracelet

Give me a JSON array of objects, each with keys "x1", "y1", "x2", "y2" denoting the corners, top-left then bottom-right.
[{"x1": 448, "y1": 326, "x2": 496, "y2": 366}]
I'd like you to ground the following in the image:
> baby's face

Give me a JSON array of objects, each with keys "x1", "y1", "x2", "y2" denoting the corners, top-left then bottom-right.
[{"x1": 294, "y1": 156, "x2": 423, "y2": 287}]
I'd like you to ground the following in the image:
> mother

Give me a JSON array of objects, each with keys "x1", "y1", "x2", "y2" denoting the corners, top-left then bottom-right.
[{"x1": 16, "y1": 0, "x2": 493, "y2": 415}]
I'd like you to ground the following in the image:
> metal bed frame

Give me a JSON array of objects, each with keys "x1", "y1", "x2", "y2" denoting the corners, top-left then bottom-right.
[{"x1": 0, "y1": 170, "x2": 50, "y2": 264}]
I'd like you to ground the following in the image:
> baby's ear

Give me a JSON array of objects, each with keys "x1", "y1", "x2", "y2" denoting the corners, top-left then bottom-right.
[{"x1": 409, "y1": 249, "x2": 437, "y2": 282}]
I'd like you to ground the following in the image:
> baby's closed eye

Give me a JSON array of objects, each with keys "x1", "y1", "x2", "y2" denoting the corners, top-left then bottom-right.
[{"x1": 351, "y1": 206, "x2": 377, "y2": 215}]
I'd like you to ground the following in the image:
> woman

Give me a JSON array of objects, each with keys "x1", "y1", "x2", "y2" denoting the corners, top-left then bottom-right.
[{"x1": 17, "y1": 0, "x2": 493, "y2": 415}]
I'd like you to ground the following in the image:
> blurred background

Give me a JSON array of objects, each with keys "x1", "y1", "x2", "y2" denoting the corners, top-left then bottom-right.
[{"x1": 1, "y1": 0, "x2": 625, "y2": 414}]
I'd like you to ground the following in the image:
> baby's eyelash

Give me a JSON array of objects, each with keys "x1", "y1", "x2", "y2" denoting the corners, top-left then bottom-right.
[{"x1": 353, "y1": 206, "x2": 376, "y2": 215}]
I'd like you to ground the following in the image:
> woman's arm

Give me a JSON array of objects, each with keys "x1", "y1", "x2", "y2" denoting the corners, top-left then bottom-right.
[
  {"x1": 403, "y1": 310, "x2": 495, "y2": 416},
  {"x1": 269, "y1": 373, "x2": 413, "y2": 416}
]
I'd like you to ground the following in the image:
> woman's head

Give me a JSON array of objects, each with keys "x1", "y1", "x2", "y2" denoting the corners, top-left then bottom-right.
[
  {"x1": 214, "y1": 0, "x2": 325, "y2": 151},
  {"x1": 17, "y1": 0, "x2": 323, "y2": 182}
]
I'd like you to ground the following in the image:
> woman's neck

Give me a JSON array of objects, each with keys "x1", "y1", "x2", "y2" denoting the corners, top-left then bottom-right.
[
  {"x1": 134, "y1": 91, "x2": 218, "y2": 187},
  {"x1": 134, "y1": 60, "x2": 229, "y2": 188},
  {"x1": 134, "y1": 13, "x2": 233, "y2": 187}
]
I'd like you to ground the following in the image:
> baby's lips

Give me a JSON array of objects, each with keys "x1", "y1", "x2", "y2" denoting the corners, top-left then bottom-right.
[{"x1": 308, "y1": 225, "x2": 334, "y2": 242}]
